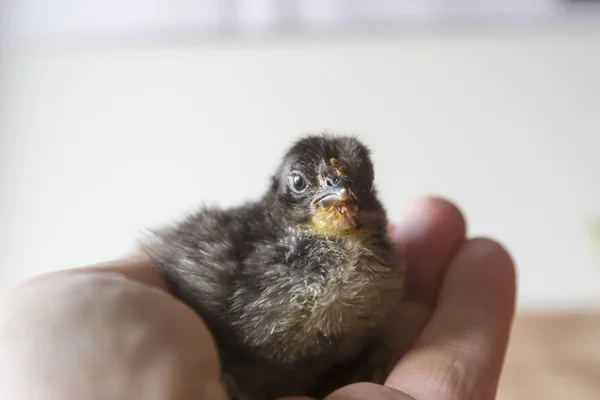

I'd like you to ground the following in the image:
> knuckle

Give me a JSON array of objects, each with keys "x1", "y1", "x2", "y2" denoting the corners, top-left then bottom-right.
[{"x1": 434, "y1": 354, "x2": 498, "y2": 400}]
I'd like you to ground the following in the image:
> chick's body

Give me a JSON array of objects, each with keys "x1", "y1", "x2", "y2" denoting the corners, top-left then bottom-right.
[{"x1": 141, "y1": 135, "x2": 406, "y2": 399}]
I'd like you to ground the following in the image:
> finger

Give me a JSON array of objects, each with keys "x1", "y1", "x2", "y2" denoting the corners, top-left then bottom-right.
[
  {"x1": 300, "y1": 199, "x2": 468, "y2": 400},
  {"x1": 390, "y1": 196, "x2": 467, "y2": 306},
  {"x1": 0, "y1": 272, "x2": 226, "y2": 399},
  {"x1": 383, "y1": 197, "x2": 467, "y2": 352},
  {"x1": 24, "y1": 252, "x2": 170, "y2": 292},
  {"x1": 386, "y1": 238, "x2": 517, "y2": 400},
  {"x1": 81, "y1": 251, "x2": 170, "y2": 291},
  {"x1": 326, "y1": 382, "x2": 415, "y2": 400}
]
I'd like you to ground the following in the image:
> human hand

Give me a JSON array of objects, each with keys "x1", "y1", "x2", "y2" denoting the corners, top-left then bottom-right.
[{"x1": 0, "y1": 196, "x2": 515, "y2": 400}]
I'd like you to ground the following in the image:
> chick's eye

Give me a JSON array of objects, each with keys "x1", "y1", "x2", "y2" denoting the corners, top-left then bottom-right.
[{"x1": 289, "y1": 172, "x2": 307, "y2": 193}]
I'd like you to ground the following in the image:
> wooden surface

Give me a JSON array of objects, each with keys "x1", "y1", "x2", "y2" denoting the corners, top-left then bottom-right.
[{"x1": 497, "y1": 311, "x2": 600, "y2": 400}]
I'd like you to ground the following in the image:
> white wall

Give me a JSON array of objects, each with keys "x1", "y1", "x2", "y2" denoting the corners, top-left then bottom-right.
[{"x1": 1, "y1": 28, "x2": 599, "y2": 310}]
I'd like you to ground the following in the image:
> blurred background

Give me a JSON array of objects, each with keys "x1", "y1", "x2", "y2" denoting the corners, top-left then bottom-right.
[{"x1": 1, "y1": 1, "x2": 600, "y2": 398}]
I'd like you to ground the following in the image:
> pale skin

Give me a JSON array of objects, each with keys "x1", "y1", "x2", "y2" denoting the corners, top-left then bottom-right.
[{"x1": 0, "y1": 197, "x2": 516, "y2": 400}]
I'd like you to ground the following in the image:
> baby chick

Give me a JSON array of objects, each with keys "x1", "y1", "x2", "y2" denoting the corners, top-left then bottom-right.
[{"x1": 140, "y1": 134, "x2": 406, "y2": 399}]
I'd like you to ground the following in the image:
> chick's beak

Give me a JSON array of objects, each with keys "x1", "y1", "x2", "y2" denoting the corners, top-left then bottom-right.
[{"x1": 313, "y1": 181, "x2": 352, "y2": 208}]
